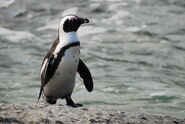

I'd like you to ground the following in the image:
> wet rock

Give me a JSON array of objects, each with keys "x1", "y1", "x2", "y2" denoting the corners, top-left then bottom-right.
[{"x1": 0, "y1": 102, "x2": 184, "y2": 124}]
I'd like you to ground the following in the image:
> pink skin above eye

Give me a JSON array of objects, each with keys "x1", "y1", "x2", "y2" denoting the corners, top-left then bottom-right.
[{"x1": 69, "y1": 17, "x2": 78, "y2": 21}]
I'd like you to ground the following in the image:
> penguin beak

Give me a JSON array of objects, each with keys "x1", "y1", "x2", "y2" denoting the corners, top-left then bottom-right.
[{"x1": 80, "y1": 18, "x2": 89, "y2": 24}]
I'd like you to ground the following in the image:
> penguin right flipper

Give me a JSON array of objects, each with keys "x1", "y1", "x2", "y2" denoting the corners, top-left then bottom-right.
[{"x1": 77, "y1": 59, "x2": 93, "y2": 92}]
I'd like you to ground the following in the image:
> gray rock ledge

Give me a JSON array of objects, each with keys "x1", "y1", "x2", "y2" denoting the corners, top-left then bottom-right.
[{"x1": 0, "y1": 102, "x2": 184, "y2": 124}]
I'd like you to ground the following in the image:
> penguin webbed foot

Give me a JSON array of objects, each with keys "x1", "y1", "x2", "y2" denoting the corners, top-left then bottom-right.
[
  {"x1": 69, "y1": 103, "x2": 83, "y2": 108},
  {"x1": 66, "y1": 97, "x2": 83, "y2": 108}
]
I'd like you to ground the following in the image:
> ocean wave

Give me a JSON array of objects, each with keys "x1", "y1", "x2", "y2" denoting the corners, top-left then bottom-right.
[
  {"x1": 0, "y1": 0, "x2": 15, "y2": 8},
  {"x1": 0, "y1": 27, "x2": 39, "y2": 42}
]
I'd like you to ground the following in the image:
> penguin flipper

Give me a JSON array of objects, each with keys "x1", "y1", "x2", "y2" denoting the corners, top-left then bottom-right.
[
  {"x1": 38, "y1": 57, "x2": 50, "y2": 101},
  {"x1": 38, "y1": 38, "x2": 60, "y2": 101},
  {"x1": 77, "y1": 59, "x2": 93, "y2": 92}
]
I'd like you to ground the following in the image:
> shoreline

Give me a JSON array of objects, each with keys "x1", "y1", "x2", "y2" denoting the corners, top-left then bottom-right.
[{"x1": 0, "y1": 102, "x2": 184, "y2": 124}]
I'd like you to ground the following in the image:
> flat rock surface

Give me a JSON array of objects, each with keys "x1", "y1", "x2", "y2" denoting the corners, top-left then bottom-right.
[{"x1": 0, "y1": 102, "x2": 184, "y2": 124}]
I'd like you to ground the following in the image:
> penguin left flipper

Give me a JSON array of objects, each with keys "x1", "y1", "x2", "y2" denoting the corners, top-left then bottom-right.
[
  {"x1": 38, "y1": 56, "x2": 53, "y2": 101},
  {"x1": 77, "y1": 59, "x2": 93, "y2": 92},
  {"x1": 38, "y1": 38, "x2": 60, "y2": 101}
]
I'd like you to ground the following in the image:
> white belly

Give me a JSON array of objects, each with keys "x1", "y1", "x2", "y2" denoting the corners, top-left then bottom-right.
[{"x1": 44, "y1": 46, "x2": 80, "y2": 98}]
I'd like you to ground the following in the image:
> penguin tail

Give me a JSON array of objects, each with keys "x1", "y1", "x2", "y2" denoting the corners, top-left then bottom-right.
[{"x1": 38, "y1": 87, "x2": 42, "y2": 101}]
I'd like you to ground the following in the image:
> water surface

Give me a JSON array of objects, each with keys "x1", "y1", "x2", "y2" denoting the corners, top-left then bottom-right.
[{"x1": 0, "y1": 0, "x2": 185, "y2": 118}]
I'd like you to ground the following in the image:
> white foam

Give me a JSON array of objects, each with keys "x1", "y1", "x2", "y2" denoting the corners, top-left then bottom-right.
[
  {"x1": 133, "y1": 0, "x2": 141, "y2": 4},
  {"x1": 125, "y1": 27, "x2": 140, "y2": 32},
  {"x1": 109, "y1": 10, "x2": 129, "y2": 25},
  {"x1": 0, "y1": 0, "x2": 15, "y2": 8},
  {"x1": 78, "y1": 26, "x2": 106, "y2": 36},
  {"x1": 0, "y1": 27, "x2": 39, "y2": 42},
  {"x1": 61, "y1": 7, "x2": 78, "y2": 16},
  {"x1": 127, "y1": 87, "x2": 136, "y2": 91},
  {"x1": 36, "y1": 18, "x2": 59, "y2": 31},
  {"x1": 102, "y1": 0, "x2": 123, "y2": 2},
  {"x1": 150, "y1": 92, "x2": 166, "y2": 97},
  {"x1": 103, "y1": 87, "x2": 114, "y2": 92},
  {"x1": 108, "y1": 2, "x2": 128, "y2": 11}
]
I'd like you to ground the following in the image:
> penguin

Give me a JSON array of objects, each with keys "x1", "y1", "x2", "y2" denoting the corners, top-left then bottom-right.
[{"x1": 38, "y1": 15, "x2": 93, "y2": 107}]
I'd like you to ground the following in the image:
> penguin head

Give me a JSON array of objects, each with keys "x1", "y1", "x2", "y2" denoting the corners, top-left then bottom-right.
[{"x1": 60, "y1": 15, "x2": 89, "y2": 33}]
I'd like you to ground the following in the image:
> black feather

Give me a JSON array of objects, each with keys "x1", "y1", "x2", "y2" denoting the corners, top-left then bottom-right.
[{"x1": 77, "y1": 59, "x2": 93, "y2": 92}]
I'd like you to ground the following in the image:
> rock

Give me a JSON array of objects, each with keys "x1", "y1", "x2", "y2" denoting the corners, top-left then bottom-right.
[{"x1": 0, "y1": 102, "x2": 184, "y2": 124}]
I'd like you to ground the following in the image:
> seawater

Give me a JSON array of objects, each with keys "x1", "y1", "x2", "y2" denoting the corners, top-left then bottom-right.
[{"x1": 0, "y1": 0, "x2": 185, "y2": 119}]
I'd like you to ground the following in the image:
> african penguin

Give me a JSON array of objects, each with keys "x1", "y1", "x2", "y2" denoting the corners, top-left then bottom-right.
[{"x1": 38, "y1": 15, "x2": 93, "y2": 107}]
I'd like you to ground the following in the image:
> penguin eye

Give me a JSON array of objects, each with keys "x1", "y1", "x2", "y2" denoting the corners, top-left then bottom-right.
[
  {"x1": 66, "y1": 19, "x2": 70, "y2": 22},
  {"x1": 70, "y1": 19, "x2": 74, "y2": 22}
]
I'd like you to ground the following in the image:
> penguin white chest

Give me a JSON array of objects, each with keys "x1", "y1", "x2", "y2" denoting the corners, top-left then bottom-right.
[{"x1": 45, "y1": 46, "x2": 80, "y2": 98}]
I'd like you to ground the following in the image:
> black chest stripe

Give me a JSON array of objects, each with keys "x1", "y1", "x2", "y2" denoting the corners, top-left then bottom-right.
[{"x1": 44, "y1": 42, "x2": 80, "y2": 85}]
